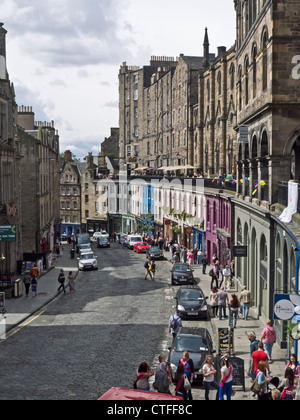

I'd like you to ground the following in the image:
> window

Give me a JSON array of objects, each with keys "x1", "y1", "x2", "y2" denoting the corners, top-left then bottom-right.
[
  {"x1": 134, "y1": 89, "x2": 138, "y2": 101},
  {"x1": 134, "y1": 126, "x2": 139, "y2": 138},
  {"x1": 217, "y1": 72, "x2": 222, "y2": 95},
  {"x1": 127, "y1": 146, "x2": 131, "y2": 156}
]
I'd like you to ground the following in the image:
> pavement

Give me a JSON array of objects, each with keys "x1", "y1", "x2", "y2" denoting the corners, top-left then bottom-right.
[
  {"x1": 192, "y1": 262, "x2": 288, "y2": 398},
  {"x1": 0, "y1": 244, "x2": 289, "y2": 399},
  {"x1": 1, "y1": 244, "x2": 79, "y2": 336}
]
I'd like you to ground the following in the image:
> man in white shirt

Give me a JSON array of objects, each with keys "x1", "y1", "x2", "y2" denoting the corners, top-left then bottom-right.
[{"x1": 221, "y1": 265, "x2": 231, "y2": 290}]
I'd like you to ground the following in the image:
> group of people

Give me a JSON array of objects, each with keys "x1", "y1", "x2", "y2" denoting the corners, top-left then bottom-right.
[
  {"x1": 23, "y1": 264, "x2": 39, "y2": 297},
  {"x1": 135, "y1": 352, "x2": 235, "y2": 401},
  {"x1": 248, "y1": 326, "x2": 299, "y2": 400},
  {"x1": 144, "y1": 258, "x2": 157, "y2": 281},
  {"x1": 209, "y1": 285, "x2": 251, "y2": 327},
  {"x1": 57, "y1": 269, "x2": 76, "y2": 294}
]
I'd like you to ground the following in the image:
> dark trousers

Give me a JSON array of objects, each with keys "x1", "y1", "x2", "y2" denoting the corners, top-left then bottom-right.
[
  {"x1": 204, "y1": 381, "x2": 220, "y2": 400},
  {"x1": 24, "y1": 283, "x2": 30, "y2": 296},
  {"x1": 58, "y1": 281, "x2": 66, "y2": 294}
]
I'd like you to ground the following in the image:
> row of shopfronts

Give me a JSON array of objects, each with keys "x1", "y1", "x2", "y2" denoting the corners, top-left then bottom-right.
[{"x1": 106, "y1": 177, "x2": 300, "y2": 357}]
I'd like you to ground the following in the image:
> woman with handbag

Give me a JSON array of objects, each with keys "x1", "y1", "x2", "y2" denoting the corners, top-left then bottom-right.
[
  {"x1": 179, "y1": 351, "x2": 194, "y2": 400},
  {"x1": 219, "y1": 354, "x2": 234, "y2": 400},
  {"x1": 174, "y1": 364, "x2": 186, "y2": 399},
  {"x1": 252, "y1": 361, "x2": 271, "y2": 400}
]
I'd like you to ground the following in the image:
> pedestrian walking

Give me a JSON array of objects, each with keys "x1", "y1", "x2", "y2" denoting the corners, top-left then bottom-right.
[
  {"x1": 219, "y1": 354, "x2": 233, "y2": 400},
  {"x1": 188, "y1": 250, "x2": 194, "y2": 267},
  {"x1": 169, "y1": 309, "x2": 182, "y2": 342},
  {"x1": 247, "y1": 332, "x2": 259, "y2": 380},
  {"x1": 67, "y1": 271, "x2": 75, "y2": 292},
  {"x1": 203, "y1": 355, "x2": 219, "y2": 400},
  {"x1": 209, "y1": 286, "x2": 218, "y2": 317},
  {"x1": 23, "y1": 271, "x2": 31, "y2": 297},
  {"x1": 250, "y1": 341, "x2": 271, "y2": 377},
  {"x1": 144, "y1": 258, "x2": 152, "y2": 280},
  {"x1": 221, "y1": 264, "x2": 231, "y2": 290},
  {"x1": 229, "y1": 293, "x2": 240, "y2": 328},
  {"x1": 240, "y1": 285, "x2": 251, "y2": 320},
  {"x1": 31, "y1": 275, "x2": 38, "y2": 297},
  {"x1": 181, "y1": 247, "x2": 187, "y2": 263},
  {"x1": 150, "y1": 259, "x2": 157, "y2": 281},
  {"x1": 174, "y1": 363, "x2": 186, "y2": 399},
  {"x1": 179, "y1": 351, "x2": 194, "y2": 400},
  {"x1": 217, "y1": 287, "x2": 229, "y2": 320},
  {"x1": 202, "y1": 255, "x2": 208, "y2": 275},
  {"x1": 254, "y1": 361, "x2": 272, "y2": 400},
  {"x1": 261, "y1": 319, "x2": 276, "y2": 362},
  {"x1": 197, "y1": 249, "x2": 203, "y2": 265},
  {"x1": 135, "y1": 362, "x2": 154, "y2": 391},
  {"x1": 153, "y1": 362, "x2": 171, "y2": 394},
  {"x1": 209, "y1": 265, "x2": 219, "y2": 289},
  {"x1": 57, "y1": 269, "x2": 66, "y2": 294},
  {"x1": 30, "y1": 263, "x2": 39, "y2": 280}
]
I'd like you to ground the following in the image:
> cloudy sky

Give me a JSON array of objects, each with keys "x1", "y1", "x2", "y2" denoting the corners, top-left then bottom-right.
[{"x1": 2, "y1": 0, "x2": 236, "y2": 160}]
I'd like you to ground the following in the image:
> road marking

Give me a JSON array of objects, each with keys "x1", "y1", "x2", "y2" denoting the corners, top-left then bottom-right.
[{"x1": 1, "y1": 309, "x2": 46, "y2": 342}]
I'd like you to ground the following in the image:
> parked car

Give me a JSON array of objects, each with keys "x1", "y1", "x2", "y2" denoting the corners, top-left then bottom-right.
[
  {"x1": 175, "y1": 286, "x2": 209, "y2": 320},
  {"x1": 127, "y1": 235, "x2": 143, "y2": 250},
  {"x1": 77, "y1": 252, "x2": 98, "y2": 271},
  {"x1": 168, "y1": 327, "x2": 215, "y2": 384},
  {"x1": 76, "y1": 233, "x2": 91, "y2": 252},
  {"x1": 92, "y1": 232, "x2": 102, "y2": 241},
  {"x1": 97, "y1": 236, "x2": 110, "y2": 248},
  {"x1": 78, "y1": 243, "x2": 92, "y2": 254},
  {"x1": 133, "y1": 242, "x2": 149, "y2": 253},
  {"x1": 170, "y1": 263, "x2": 195, "y2": 285},
  {"x1": 146, "y1": 246, "x2": 164, "y2": 260}
]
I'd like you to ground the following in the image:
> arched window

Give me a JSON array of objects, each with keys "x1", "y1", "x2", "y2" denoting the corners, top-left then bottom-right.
[
  {"x1": 217, "y1": 72, "x2": 222, "y2": 96},
  {"x1": 238, "y1": 66, "x2": 242, "y2": 111},
  {"x1": 262, "y1": 29, "x2": 268, "y2": 90},
  {"x1": 245, "y1": 56, "x2": 249, "y2": 105},
  {"x1": 229, "y1": 63, "x2": 235, "y2": 90},
  {"x1": 252, "y1": 44, "x2": 257, "y2": 98},
  {"x1": 261, "y1": 131, "x2": 269, "y2": 157}
]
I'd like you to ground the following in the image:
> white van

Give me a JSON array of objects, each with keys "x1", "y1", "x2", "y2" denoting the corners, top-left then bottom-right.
[{"x1": 127, "y1": 235, "x2": 143, "y2": 250}]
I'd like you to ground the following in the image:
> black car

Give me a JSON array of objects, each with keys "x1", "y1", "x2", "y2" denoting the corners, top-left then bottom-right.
[
  {"x1": 175, "y1": 286, "x2": 209, "y2": 320},
  {"x1": 146, "y1": 246, "x2": 165, "y2": 260},
  {"x1": 97, "y1": 236, "x2": 110, "y2": 248},
  {"x1": 170, "y1": 263, "x2": 195, "y2": 285},
  {"x1": 168, "y1": 327, "x2": 215, "y2": 384}
]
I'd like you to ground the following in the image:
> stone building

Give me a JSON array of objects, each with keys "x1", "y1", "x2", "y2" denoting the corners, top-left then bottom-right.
[
  {"x1": 118, "y1": 32, "x2": 238, "y2": 178},
  {"x1": 80, "y1": 152, "x2": 109, "y2": 233},
  {"x1": 232, "y1": 0, "x2": 300, "y2": 348},
  {"x1": 60, "y1": 150, "x2": 82, "y2": 237},
  {"x1": 119, "y1": 57, "x2": 178, "y2": 174},
  {"x1": 0, "y1": 23, "x2": 21, "y2": 278},
  {"x1": 17, "y1": 107, "x2": 60, "y2": 254}
]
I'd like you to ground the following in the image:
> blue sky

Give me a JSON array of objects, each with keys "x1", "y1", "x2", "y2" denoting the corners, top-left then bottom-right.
[{"x1": 1, "y1": 0, "x2": 236, "y2": 159}]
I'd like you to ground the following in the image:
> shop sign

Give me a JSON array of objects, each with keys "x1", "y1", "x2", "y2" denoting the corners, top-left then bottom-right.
[
  {"x1": 232, "y1": 246, "x2": 247, "y2": 257},
  {"x1": 0, "y1": 225, "x2": 16, "y2": 242},
  {"x1": 274, "y1": 294, "x2": 300, "y2": 321}
]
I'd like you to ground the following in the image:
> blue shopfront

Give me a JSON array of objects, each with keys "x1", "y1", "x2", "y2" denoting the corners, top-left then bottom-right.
[{"x1": 193, "y1": 227, "x2": 206, "y2": 253}]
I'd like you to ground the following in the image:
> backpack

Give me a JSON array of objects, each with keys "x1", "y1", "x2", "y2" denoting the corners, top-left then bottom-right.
[
  {"x1": 144, "y1": 261, "x2": 149, "y2": 269},
  {"x1": 209, "y1": 268, "x2": 214, "y2": 276},
  {"x1": 170, "y1": 315, "x2": 178, "y2": 330}
]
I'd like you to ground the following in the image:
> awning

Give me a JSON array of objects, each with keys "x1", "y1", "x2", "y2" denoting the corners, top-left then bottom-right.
[{"x1": 134, "y1": 167, "x2": 148, "y2": 171}]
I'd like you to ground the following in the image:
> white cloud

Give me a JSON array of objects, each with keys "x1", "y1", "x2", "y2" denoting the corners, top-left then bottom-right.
[{"x1": 2, "y1": 0, "x2": 236, "y2": 160}]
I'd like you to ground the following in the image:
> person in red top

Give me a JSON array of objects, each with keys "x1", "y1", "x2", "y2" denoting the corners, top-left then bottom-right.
[{"x1": 250, "y1": 341, "x2": 271, "y2": 377}]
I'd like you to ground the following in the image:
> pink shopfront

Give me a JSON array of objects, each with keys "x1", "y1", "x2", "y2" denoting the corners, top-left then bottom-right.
[{"x1": 205, "y1": 194, "x2": 232, "y2": 267}]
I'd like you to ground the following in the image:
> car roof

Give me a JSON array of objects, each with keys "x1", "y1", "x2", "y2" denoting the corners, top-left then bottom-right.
[
  {"x1": 178, "y1": 285, "x2": 201, "y2": 291},
  {"x1": 80, "y1": 252, "x2": 94, "y2": 256},
  {"x1": 177, "y1": 326, "x2": 210, "y2": 338}
]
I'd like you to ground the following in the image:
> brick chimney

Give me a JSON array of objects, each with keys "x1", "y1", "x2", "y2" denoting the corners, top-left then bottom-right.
[{"x1": 17, "y1": 106, "x2": 35, "y2": 130}]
